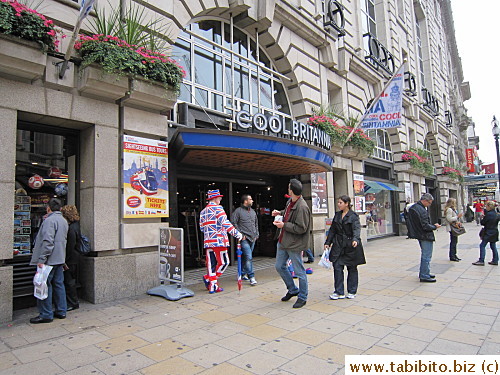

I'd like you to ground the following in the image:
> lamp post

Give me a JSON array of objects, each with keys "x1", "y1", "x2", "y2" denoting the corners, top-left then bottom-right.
[{"x1": 492, "y1": 116, "x2": 500, "y2": 199}]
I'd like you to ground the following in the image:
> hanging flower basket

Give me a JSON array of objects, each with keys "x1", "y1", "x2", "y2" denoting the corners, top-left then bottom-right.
[{"x1": 400, "y1": 149, "x2": 434, "y2": 175}]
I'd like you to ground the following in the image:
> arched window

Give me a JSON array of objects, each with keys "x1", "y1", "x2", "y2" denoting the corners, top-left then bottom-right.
[
  {"x1": 171, "y1": 20, "x2": 291, "y2": 120},
  {"x1": 366, "y1": 129, "x2": 392, "y2": 161}
]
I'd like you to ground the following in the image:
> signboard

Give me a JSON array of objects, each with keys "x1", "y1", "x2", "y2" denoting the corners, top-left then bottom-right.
[
  {"x1": 466, "y1": 148, "x2": 474, "y2": 172},
  {"x1": 353, "y1": 174, "x2": 365, "y2": 213},
  {"x1": 404, "y1": 182, "x2": 412, "y2": 203},
  {"x1": 464, "y1": 173, "x2": 498, "y2": 182},
  {"x1": 159, "y1": 227, "x2": 183, "y2": 283},
  {"x1": 312, "y1": 172, "x2": 328, "y2": 214},
  {"x1": 123, "y1": 135, "x2": 169, "y2": 218},
  {"x1": 235, "y1": 110, "x2": 331, "y2": 150}
]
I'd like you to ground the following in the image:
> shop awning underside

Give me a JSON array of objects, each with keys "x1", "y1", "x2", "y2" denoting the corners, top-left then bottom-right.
[
  {"x1": 171, "y1": 129, "x2": 334, "y2": 176},
  {"x1": 364, "y1": 181, "x2": 403, "y2": 193}
]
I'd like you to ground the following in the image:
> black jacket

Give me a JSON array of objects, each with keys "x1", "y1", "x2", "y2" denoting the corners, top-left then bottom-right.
[
  {"x1": 407, "y1": 201, "x2": 437, "y2": 241},
  {"x1": 325, "y1": 210, "x2": 366, "y2": 266},
  {"x1": 480, "y1": 209, "x2": 500, "y2": 243},
  {"x1": 65, "y1": 221, "x2": 81, "y2": 265}
]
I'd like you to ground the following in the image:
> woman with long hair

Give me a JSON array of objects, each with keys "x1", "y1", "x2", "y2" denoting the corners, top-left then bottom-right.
[
  {"x1": 324, "y1": 195, "x2": 366, "y2": 300},
  {"x1": 443, "y1": 198, "x2": 463, "y2": 262},
  {"x1": 472, "y1": 201, "x2": 499, "y2": 266},
  {"x1": 60, "y1": 205, "x2": 81, "y2": 310}
]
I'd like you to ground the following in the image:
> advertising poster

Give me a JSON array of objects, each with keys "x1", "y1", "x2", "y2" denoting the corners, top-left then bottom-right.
[
  {"x1": 465, "y1": 148, "x2": 474, "y2": 172},
  {"x1": 312, "y1": 172, "x2": 328, "y2": 214},
  {"x1": 123, "y1": 135, "x2": 168, "y2": 218},
  {"x1": 353, "y1": 174, "x2": 365, "y2": 213},
  {"x1": 354, "y1": 196, "x2": 365, "y2": 212},
  {"x1": 159, "y1": 227, "x2": 183, "y2": 283},
  {"x1": 404, "y1": 182, "x2": 412, "y2": 203}
]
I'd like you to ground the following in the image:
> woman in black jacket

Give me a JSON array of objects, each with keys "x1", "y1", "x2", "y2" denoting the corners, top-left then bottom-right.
[
  {"x1": 61, "y1": 205, "x2": 81, "y2": 310},
  {"x1": 472, "y1": 201, "x2": 499, "y2": 266},
  {"x1": 324, "y1": 195, "x2": 366, "y2": 300}
]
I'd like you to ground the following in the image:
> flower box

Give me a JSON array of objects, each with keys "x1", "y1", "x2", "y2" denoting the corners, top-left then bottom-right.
[
  {"x1": 127, "y1": 78, "x2": 177, "y2": 112},
  {"x1": 0, "y1": 35, "x2": 47, "y2": 82},
  {"x1": 77, "y1": 65, "x2": 129, "y2": 101},
  {"x1": 395, "y1": 161, "x2": 427, "y2": 176},
  {"x1": 341, "y1": 145, "x2": 360, "y2": 158},
  {"x1": 330, "y1": 142, "x2": 344, "y2": 155}
]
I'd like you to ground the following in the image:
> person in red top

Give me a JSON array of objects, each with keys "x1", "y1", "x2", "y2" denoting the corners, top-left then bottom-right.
[{"x1": 473, "y1": 200, "x2": 484, "y2": 226}]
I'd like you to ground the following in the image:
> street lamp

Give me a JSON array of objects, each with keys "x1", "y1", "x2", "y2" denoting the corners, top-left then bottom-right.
[{"x1": 492, "y1": 116, "x2": 500, "y2": 199}]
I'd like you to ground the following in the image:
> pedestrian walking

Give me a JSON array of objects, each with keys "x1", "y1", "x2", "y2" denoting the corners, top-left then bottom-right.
[
  {"x1": 443, "y1": 198, "x2": 463, "y2": 262},
  {"x1": 473, "y1": 200, "x2": 484, "y2": 225},
  {"x1": 406, "y1": 193, "x2": 441, "y2": 282},
  {"x1": 60, "y1": 205, "x2": 81, "y2": 311},
  {"x1": 231, "y1": 194, "x2": 259, "y2": 286},
  {"x1": 472, "y1": 201, "x2": 499, "y2": 266},
  {"x1": 324, "y1": 195, "x2": 366, "y2": 300},
  {"x1": 200, "y1": 189, "x2": 243, "y2": 293},
  {"x1": 272, "y1": 179, "x2": 311, "y2": 309},
  {"x1": 29, "y1": 198, "x2": 68, "y2": 323}
]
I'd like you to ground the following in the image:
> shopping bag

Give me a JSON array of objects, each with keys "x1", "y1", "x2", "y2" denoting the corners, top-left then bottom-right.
[
  {"x1": 318, "y1": 248, "x2": 332, "y2": 270},
  {"x1": 33, "y1": 265, "x2": 52, "y2": 300}
]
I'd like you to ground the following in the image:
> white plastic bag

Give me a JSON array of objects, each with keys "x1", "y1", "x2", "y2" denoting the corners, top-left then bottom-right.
[
  {"x1": 318, "y1": 248, "x2": 332, "y2": 270},
  {"x1": 33, "y1": 265, "x2": 52, "y2": 300}
]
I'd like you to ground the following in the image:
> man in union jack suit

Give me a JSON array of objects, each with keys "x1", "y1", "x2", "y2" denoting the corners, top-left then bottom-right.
[{"x1": 200, "y1": 189, "x2": 243, "y2": 293}]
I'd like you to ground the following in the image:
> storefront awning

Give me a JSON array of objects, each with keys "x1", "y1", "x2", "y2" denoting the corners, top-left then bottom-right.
[
  {"x1": 171, "y1": 129, "x2": 334, "y2": 176},
  {"x1": 364, "y1": 181, "x2": 403, "y2": 193}
]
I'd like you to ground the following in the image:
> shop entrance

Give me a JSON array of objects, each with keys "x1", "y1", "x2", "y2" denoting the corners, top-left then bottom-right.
[{"x1": 176, "y1": 177, "x2": 290, "y2": 269}]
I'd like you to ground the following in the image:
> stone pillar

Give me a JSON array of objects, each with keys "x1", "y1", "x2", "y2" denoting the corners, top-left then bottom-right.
[{"x1": 0, "y1": 108, "x2": 17, "y2": 322}]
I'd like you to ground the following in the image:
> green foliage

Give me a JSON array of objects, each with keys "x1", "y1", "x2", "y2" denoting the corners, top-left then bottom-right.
[
  {"x1": 402, "y1": 148, "x2": 434, "y2": 175},
  {"x1": 0, "y1": 0, "x2": 60, "y2": 52}
]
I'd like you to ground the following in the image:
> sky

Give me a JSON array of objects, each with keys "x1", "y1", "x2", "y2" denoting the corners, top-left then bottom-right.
[{"x1": 451, "y1": 2, "x2": 500, "y2": 167}]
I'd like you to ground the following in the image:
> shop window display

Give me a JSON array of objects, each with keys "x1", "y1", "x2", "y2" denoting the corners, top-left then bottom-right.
[
  {"x1": 14, "y1": 128, "x2": 78, "y2": 257},
  {"x1": 365, "y1": 191, "x2": 394, "y2": 238}
]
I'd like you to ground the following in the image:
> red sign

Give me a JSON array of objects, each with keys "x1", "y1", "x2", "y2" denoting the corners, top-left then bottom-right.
[
  {"x1": 481, "y1": 163, "x2": 496, "y2": 174},
  {"x1": 466, "y1": 148, "x2": 474, "y2": 172}
]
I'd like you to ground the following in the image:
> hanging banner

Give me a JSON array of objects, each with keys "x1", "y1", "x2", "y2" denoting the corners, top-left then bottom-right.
[
  {"x1": 311, "y1": 172, "x2": 328, "y2": 214},
  {"x1": 465, "y1": 148, "x2": 474, "y2": 172},
  {"x1": 481, "y1": 163, "x2": 496, "y2": 175},
  {"x1": 360, "y1": 65, "x2": 405, "y2": 130},
  {"x1": 123, "y1": 135, "x2": 169, "y2": 218}
]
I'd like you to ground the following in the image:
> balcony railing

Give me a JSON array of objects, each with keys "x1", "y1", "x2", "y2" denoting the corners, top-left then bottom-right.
[
  {"x1": 324, "y1": 0, "x2": 346, "y2": 37},
  {"x1": 363, "y1": 33, "x2": 396, "y2": 76}
]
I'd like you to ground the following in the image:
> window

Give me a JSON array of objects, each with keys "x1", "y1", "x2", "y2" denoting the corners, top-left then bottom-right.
[
  {"x1": 360, "y1": 0, "x2": 377, "y2": 55},
  {"x1": 415, "y1": 13, "x2": 425, "y2": 88},
  {"x1": 366, "y1": 129, "x2": 393, "y2": 162},
  {"x1": 408, "y1": 128, "x2": 416, "y2": 149},
  {"x1": 171, "y1": 20, "x2": 291, "y2": 123},
  {"x1": 397, "y1": 0, "x2": 405, "y2": 20}
]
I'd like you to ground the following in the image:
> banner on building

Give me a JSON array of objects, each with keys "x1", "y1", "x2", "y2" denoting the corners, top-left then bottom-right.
[
  {"x1": 465, "y1": 148, "x2": 475, "y2": 172},
  {"x1": 312, "y1": 172, "x2": 328, "y2": 214},
  {"x1": 360, "y1": 65, "x2": 405, "y2": 130},
  {"x1": 123, "y1": 135, "x2": 169, "y2": 218},
  {"x1": 481, "y1": 163, "x2": 496, "y2": 175},
  {"x1": 159, "y1": 227, "x2": 183, "y2": 283}
]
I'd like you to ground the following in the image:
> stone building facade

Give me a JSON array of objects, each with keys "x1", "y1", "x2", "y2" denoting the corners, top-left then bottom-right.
[{"x1": 0, "y1": 0, "x2": 470, "y2": 322}]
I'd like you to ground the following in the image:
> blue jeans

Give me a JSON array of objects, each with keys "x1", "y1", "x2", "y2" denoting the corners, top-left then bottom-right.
[
  {"x1": 241, "y1": 239, "x2": 255, "y2": 278},
  {"x1": 418, "y1": 240, "x2": 434, "y2": 280},
  {"x1": 38, "y1": 265, "x2": 67, "y2": 319},
  {"x1": 449, "y1": 232, "x2": 458, "y2": 259},
  {"x1": 304, "y1": 248, "x2": 314, "y2": 262},
  {"x1": 275, "y1": 243, "x2": 308, "y2": 301},
  {"x1": 479, "y1": 240, "x2": 499, "y2": 263}
]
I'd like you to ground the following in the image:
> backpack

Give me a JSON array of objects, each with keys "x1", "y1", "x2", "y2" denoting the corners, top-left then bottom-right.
[{"x1": 77, "y1": 233, "x2": 92, "y2": 255}]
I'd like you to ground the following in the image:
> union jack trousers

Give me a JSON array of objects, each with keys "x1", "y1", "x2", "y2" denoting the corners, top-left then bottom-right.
[{"x1": 200, "y1": 202, "x2": 242, "y2": 292}]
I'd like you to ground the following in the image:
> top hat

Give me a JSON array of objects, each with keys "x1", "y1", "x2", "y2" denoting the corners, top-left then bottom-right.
[{"x1": 207, "y1": 189, "x2": 223, "y2": 200}]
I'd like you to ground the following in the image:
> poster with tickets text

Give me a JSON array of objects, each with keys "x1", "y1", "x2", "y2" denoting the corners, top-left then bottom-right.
[
  {"x1": 311, "y1": 172, "x2": 328, "y2": 214},
  {"x1": 123, "y1": 135, "x2": 169, "y2": 218}
]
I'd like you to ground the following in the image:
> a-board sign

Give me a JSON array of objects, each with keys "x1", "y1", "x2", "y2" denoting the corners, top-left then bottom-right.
[{"x1": 159, "y1": 227, "x2": 184, "y2": 283}]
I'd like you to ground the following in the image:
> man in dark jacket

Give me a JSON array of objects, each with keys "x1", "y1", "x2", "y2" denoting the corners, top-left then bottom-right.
[
  {"x1": 29, "y1": 198, "x2": 68, "y2": 323},
  {"x1": 407, "y1": 193, "x2": 441, "y2": 282},
  {"x1": 272, "y1": 179, "x2": 311, "y2": 308},
  {"x1": 231, "y1": 194, "x2": 259, "y2": 285}
]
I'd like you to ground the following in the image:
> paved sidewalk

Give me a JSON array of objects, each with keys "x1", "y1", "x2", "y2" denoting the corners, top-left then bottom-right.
[{"x1": 0, "y1": 222, "x2": 499, "y2": 375}]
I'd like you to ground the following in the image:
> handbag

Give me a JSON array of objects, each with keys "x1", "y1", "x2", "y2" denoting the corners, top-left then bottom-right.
[{"x1": 450, "y1": 222, "x2": 466, "y2": 236}]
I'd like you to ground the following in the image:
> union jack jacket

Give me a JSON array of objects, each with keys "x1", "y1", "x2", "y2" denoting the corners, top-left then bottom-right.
[{"x1": 200, "y1": 202, "x2": 242, "y2": 248}]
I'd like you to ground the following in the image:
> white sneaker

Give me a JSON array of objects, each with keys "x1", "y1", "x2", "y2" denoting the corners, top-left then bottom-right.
[
  {"x1": 250, "y1": 277, "x2": 257, "y2": 286},
  {"x1": 329, "y1": 293, "x2": 345, "y2": 300},
  {"x1": 346, "y1": 293, "x2": 356, "y2": 299},
  {"x1": 242, "y1": 275, "x2": 249, "y2": 281}
]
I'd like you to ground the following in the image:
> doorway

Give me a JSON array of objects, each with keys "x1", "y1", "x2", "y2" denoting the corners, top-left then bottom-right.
[{"x1": 176, "y1": 177, "x2": 289, "y2": 269}]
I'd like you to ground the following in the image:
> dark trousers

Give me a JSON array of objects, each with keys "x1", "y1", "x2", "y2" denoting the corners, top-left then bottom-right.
[
  {"x1": 449, "y1": 232, "x2": 458, "y2": 260},
  {"x1": 64, "y1": 264, "x2": 79, "y2": 308},
  {"x1": 333, "y1": 261, "x2": 358, "y2": 295}
]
